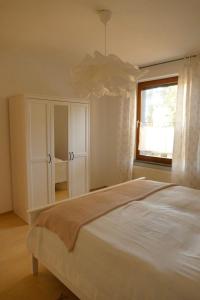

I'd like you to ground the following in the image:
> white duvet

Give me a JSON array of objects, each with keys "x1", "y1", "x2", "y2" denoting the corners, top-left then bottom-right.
[{"x1": 28, "y1": 185, "x2": 200, "y2": 300}]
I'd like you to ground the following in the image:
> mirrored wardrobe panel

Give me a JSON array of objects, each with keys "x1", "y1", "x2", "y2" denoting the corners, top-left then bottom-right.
[{"x1": 54, "y1": 104, "x2": 69, "y2": 201}]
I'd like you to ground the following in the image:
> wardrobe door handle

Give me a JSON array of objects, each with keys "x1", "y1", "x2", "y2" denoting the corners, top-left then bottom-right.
[
  {"x1": 69, "y1": 152, "x2": 72, "y2": 161},
  {"x1": 48, "y1": 154, "x2": 52, "y2": 164},
  {"x1": 72, "y1": 152, "x2": 75, "y2": 160}
]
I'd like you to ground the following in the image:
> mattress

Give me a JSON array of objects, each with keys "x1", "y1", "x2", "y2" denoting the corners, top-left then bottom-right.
[{"x1": 28, "y1": 185, "x2": 200, "y2": 300}]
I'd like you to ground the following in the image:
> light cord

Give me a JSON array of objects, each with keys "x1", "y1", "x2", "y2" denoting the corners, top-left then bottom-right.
[{"x1": 97, "y1": 9, "x2": 112, "y2": 56}]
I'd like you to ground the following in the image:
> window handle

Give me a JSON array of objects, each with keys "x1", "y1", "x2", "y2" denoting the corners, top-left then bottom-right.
[{"x1": 136, "y1": 120, "x2": 140, "y2": 128}]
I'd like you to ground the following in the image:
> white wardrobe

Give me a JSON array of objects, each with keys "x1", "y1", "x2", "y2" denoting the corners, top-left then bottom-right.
[{"x1": 9, "y1": 95, "x2": 90, "y2": 222}]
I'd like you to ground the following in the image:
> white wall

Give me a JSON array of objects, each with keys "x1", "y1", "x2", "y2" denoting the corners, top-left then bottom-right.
[
  {"x1": 133, "y1": 163, "x2": 172, "y2": 182},
  {"x1": 139, "y1": 60, "x2": 182, "y2": 82}
]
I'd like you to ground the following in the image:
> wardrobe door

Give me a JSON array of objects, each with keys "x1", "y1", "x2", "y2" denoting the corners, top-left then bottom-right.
[
  {"x1": 68, "y1": 103, "x2": 89, "y2": 197},
  {"x1": 28, "y1": 100, "x2": 52, "y2": 209}
]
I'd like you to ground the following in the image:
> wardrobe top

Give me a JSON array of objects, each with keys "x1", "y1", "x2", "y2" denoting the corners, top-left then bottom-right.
[{"x1": 9, "y1": 94, "x2": 90, "y2": 104}]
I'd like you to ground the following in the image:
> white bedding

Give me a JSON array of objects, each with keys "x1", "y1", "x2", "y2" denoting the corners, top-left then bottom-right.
[{"x1": 27, "y1": 185, "x2": 200, "y2": 300}]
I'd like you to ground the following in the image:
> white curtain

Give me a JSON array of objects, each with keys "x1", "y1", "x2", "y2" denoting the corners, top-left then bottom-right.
[
  {"x1": 172, "y1": 55, "x2": 200, "y2": 188},
  {"x1": 116, "y1": 91, "x2": 136, "y2": 182},
  {"x1": 90, "y1": 91, "x2": 136, "y2": 189},
  {"x1": 139, "y1": 126, "x2": 174, "y2": 155}
]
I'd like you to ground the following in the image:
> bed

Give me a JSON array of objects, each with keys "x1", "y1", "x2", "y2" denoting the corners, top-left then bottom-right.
[
  {"x1": 28, "y1": 178, "x2": 200, "y2": 300},
  {"x1": 55, "y1": 157, "x2": 68, "y2": 184}
]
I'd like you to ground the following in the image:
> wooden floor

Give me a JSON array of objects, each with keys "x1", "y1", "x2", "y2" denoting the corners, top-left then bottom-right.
[
  {"x1": 55, "y1": 189, "x2": 69, "y2": 202},
  {"x1": 0, "y1": 212, "x2": 78, "y2": 300}
]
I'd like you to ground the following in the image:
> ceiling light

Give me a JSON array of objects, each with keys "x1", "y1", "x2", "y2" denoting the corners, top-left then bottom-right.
[{"x1": 71, "y1": 10, "x2": 146, "y2": 98}]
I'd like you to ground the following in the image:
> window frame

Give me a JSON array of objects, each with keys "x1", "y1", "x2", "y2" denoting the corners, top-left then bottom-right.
[{"x1": 136, "y1": 76, "x2": 178, "y2": 166}]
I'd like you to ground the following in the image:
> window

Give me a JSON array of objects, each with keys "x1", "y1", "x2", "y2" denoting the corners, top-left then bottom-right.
[{"x1": 136, "y1": 77, "x2": 178, "y2": 165}]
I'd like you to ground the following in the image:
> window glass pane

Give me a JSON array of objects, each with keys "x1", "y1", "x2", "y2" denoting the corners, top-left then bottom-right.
[{"x1": 139, "y1": 84, "x2": 177, "y2": 159}]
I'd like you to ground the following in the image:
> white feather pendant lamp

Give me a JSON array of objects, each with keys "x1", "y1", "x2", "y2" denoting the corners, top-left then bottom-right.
[{"x1": 70, "y1": 10, "x2": 146, "y2": 98}]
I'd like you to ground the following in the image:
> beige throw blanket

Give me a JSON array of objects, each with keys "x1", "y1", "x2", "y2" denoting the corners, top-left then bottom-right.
[{"x1": 35, "y1": 179, "x2": 175, "y2": 251}]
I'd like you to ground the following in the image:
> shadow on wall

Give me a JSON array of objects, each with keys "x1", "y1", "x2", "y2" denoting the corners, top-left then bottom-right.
[{"x1": 90, "y1": 95, "x2": 132, "y2": 189}]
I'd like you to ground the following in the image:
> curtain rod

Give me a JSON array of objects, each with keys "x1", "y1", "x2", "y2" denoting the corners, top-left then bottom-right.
[{"x1": 139, "y1": 54, "x2": 197, "y2": 69}]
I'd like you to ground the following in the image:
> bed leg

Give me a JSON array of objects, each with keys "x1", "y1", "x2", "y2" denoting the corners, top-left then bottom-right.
[{"x1": 32, "y1": 255, "x2": 38, "y2": 275}]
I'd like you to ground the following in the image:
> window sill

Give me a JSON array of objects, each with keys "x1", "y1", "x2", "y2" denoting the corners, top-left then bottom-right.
[{"x1": 134, "y1": 159, "x2": 172, "y2": 170}]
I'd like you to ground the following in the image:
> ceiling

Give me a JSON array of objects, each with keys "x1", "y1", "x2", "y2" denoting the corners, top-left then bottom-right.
[{"x1": 0, "y1": 0, "x2": 200, "y2": 66}]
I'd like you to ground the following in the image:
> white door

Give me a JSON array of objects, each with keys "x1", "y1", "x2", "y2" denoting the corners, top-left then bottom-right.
[
  {"x1": 28, "y1": 100, "x2": 52, "y2": 208},
  {"x1": 68, "y1": 103, "x2": 89, "y2": 197}
]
